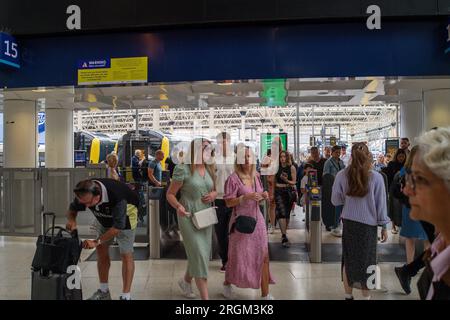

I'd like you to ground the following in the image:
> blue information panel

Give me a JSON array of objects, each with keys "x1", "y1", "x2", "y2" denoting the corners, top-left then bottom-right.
[
  {"x1": 0, "y1": 32, "x2": 20, "y2": 69},
  {"x1": 77, "y1": 59, "x2": 111, "y2": 69}
]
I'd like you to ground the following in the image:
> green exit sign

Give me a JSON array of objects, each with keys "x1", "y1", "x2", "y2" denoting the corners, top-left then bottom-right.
[{"x1": 260, "y1": 79, "x2": 287, "y2": 107}]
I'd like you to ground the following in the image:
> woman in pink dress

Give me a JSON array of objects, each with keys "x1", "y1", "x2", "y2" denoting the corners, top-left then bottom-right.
[{"x1": 222, "y1": 146, "x2": 275, "y2": 300}]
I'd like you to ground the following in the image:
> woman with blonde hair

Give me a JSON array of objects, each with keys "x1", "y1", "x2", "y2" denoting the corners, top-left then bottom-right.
[
  {"x1": 222, "y1": 145, "x2": 275, "y2": 300},
  {"x1": 166, "y1": 138, "x2": 217, "y2": 300},
  {"x1": 106, "y1": 153, "x2": 120, "y2": 181},
  {"x1": 332, "y1": 142, "x2": 390, "y2": 300}
]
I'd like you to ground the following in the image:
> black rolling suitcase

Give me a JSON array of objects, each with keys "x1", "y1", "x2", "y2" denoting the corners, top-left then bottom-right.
[
  {"x1": 31, "y1": 212, "x2": 83, "y2": 300},
  {"x1": 31, "y1": 270, "x2": 83, "y2": 300}
]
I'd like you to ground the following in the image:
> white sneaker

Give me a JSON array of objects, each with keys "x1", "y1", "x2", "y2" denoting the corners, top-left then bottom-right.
[
  {"x1": 178, "y1": 278, "x2": 197, "y2": 299},
  {"x1": 331, "y1": 227, "x2": 342, "y2": 237},
  {"x1": 261, "y1": 294, "x2": 275, "y2": 300},
  {"x1": 268, "y1": 224, "x2": 274, "y2": 234},
  {"x1": 222, "y1": 284, "x2": 234, "y2": 300}
]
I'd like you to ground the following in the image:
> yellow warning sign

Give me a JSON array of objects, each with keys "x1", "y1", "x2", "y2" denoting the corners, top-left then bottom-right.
[{"x1": 78, "y1": 57, "x2": 148, "y2": 85}]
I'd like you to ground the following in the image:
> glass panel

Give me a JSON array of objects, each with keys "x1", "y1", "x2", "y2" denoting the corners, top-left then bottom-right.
[
  {"x1": 45, "y1": 171, "x2": 71, "y2": 226},
  {"x1": 0, "y1": 174, "x2": 10, "y2": 233},
  {"x1": 11, "y1": 171, "x2": 36, "y2": 234}
]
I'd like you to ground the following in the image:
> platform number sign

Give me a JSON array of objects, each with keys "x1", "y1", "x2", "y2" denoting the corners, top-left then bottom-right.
[{"x1": 0, "y1": 32, "x2": 20, "y2": 69}]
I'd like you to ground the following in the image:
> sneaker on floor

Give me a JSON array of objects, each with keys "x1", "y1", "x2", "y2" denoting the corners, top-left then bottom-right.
[
  {"x1": 178, "y1": 278, "x2": 197, "y2": 299},
  {"x1": 119, "y1": 296, "x2": 131, "y2": 300},
  {"x1": 331, "y1": 228, "x2": 343, "y2": 237},
  {"x1": 394, "y1": 266, "x2": 412, "y2": 295},
  {"x1": 87, "y1": 289, "x2": 112, "y2": 300},
  {"x1": 219, "y1": 265, "x2": 226, "y2": 273},
  {"x1": 281, "y1": 236, "x2": 290, "y2": 248},
  {"x1": 325, "y1": 226, "x2": 332, "y2": 232},
  {"x1": 268, "y1": 224, "x2": 274, "y2": 234},
  {"x1": 222, "y1": 284, "x2": 234, "y2": 300},
  {"x1": 261, "y1": 294, "x2": 275, "y2": 300}
]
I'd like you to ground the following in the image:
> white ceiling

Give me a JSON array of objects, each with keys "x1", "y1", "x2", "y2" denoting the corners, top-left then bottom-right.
[{"x1": 1, "y1": 76, "x2": 449, "y2": 111}]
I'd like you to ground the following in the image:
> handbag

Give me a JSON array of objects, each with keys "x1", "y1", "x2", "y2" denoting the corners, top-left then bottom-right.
[
  {"x1": 191, "y1": 206, "x2": 218, "y2": 230},
  {"x1": 233, "y1": 177, "x2": 259, "y2": 234},
  {"x1": 32, "y1": 212, "x2": 82, "y2": 274},
  {"x1": 235, "y1": 214, "x2": 258, "y2": 234}
]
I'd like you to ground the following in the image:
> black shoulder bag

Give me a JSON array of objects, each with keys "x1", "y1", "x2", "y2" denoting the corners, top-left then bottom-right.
[
  {"x1": 232, "y1": 177, "x2": 259, "y2": 234},
  {"x1": 32, "y1": 212, "x2": 82, "y2": 274}
]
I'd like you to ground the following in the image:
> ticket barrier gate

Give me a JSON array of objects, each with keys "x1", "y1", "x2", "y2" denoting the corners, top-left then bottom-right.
[
  {"x1": 149, "y1": 187, "x2": 164, "y2": 258},
  {"x1": 148, "y1": 185, "x2": 184, "y2": 258},
  {"x1": 305, "y1": 170, "x2": 322, "y2": 263}
]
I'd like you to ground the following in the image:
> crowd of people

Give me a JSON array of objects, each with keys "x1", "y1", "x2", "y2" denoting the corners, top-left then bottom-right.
[{"x1": 65, "y1": 127, "x2": 450, "y2": 301}]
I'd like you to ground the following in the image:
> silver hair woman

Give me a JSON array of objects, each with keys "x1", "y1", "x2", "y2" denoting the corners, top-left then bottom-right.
[{"x1": 404, "y1": 127, "x2": 450, "y2": 300}]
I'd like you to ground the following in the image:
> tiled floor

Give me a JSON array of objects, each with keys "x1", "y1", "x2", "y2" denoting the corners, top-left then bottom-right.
[{"x1": 0, "y1": 206, "x2": 420, "y2": 300}]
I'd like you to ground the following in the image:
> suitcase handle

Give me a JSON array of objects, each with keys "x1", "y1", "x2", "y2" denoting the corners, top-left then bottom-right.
[
  {"x1": 44, "y1": 226, "x2": 79, "y2": 242},
  {"x1": 42, "y1": 212, "x2": 56, "y2": 243}
]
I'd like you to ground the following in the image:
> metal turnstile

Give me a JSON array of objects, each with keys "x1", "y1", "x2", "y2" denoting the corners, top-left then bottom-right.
[
  {"x1": 149, "y1": 187, "x2": 164, "y2": 258},
  {"x1": 305, "y1": 170, "x2": 322, "y2": 263}
]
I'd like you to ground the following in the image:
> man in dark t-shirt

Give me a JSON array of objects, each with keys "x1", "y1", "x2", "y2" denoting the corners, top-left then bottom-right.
[{"x1": 66, "y1": 178, "x2": 138, "y2": 300}]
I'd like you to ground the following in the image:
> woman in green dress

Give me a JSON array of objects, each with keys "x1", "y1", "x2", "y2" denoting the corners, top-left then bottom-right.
[{"x1": 167, "y1": 138, "x2": 217, "y2": 300}]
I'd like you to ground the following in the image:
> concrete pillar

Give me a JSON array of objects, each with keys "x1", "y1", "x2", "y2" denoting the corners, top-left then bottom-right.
[
  {"x1": 423, "y1": 89, "x2": 450, "y2": 131},
  {"x1": 3, "y1": 100, "x2": 38, "y2": 168},
  {"x1": 400, "y1": 101, "x2": 423, "y2": 144},
  {"x1": 152, "y1": 108, "x2": 160, "y2": 130},
  {"x1": 45, "y1": 108, "x2": 74, "y2": 168}
]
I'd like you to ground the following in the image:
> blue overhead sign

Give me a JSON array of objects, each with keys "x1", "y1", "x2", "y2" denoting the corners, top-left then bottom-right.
[
  {"x1": 78, "y1": 59, "x2": 110, "y2": 69},
  {"x1": 0, "y1": 33, "x2": 20, "y2": 69}
]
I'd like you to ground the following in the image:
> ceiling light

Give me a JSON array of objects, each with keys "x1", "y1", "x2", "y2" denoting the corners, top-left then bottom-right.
[
  {"x1": 217, "y1": 81, "x2": 233, "y2": 86},
  {"x1": 86, "y1": 93, "x2": 97, "y2": 103},
  {"x1": 32, "y1": 87, "x2": 47, "y2": 93}
]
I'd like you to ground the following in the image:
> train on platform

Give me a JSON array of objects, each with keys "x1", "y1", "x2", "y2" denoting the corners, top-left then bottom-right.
[
  {"x1": 0, "y1": 131, "x2": 118, "y2": 167},
  {"x1": 116, "y1": 129, "x2": 191, "y2": 177},
  {"x1": 73, "y1": 131, "x2": 118, "y2": 164}
]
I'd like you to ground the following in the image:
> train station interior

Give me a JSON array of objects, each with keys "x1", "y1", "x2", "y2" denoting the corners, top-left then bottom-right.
[
  {"x1": 1, "y1": 1, "x2": 449, "y2": 302},
  {"x1": 1, "y1": 76, "x2": 449, "y2": 300}
]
